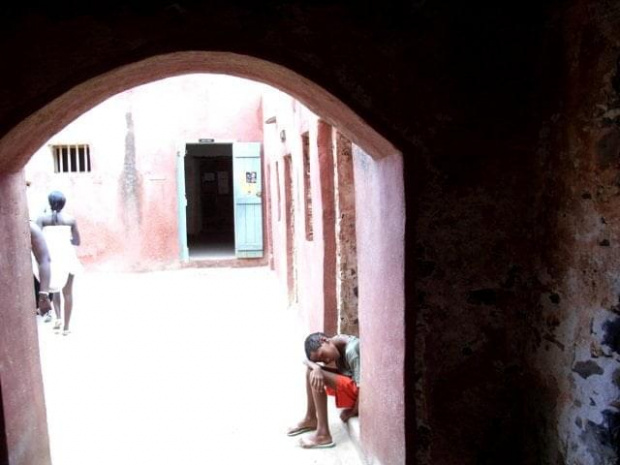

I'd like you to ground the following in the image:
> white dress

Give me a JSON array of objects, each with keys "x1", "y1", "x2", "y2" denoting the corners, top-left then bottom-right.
[{"x1": 35, "y1": 225, "x2": 82, "y2": 292}]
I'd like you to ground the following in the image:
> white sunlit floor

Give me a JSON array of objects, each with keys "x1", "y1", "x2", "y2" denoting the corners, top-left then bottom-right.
[{"x1": 37, "y1": 267, "x2": 365, "y2": 465}]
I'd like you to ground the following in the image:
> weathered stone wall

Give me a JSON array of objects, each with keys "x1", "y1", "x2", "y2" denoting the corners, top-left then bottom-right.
[
  {"x1": 520, "y1": 3, "x2": 620, "y2": 463},
  {"x1": 317, "y1": 121, "x2": 338, "y2": 335},
  {"x1": 407, "y1": 4, "x2": 562, "y2": 463},
  {"x1": 335, "y1": 132, "x2": 359, "y2": 336}
]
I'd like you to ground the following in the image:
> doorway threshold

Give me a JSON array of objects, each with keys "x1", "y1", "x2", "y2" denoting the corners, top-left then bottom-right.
[{"x1": 183, "y1": 256, "x2": 267, "y2": 268}]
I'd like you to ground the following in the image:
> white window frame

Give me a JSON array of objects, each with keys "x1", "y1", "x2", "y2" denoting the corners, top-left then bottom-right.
[{"x1": 51, "y1": 144, "x2": 91, "y2": 173}]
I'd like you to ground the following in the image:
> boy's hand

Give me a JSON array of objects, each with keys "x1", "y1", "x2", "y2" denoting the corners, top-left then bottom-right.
[
  {"x1": 309, "y1": 366, "x2": 325, "y2": 392},
  {"x1": 38, "y1": 294, "x2": 52, "y2": 313}
]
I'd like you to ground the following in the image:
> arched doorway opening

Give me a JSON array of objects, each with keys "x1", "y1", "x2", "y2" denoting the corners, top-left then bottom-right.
[{"x1": 0, "y1": 52, "x2": 405, "y2": 465}]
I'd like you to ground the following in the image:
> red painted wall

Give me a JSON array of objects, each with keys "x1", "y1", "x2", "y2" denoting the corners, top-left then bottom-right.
[
  {"x1": 25, "y1": 75, "x2": 265, "y2": 271},
  {"x1": 298, "y1": 118, "x2": 331, "y2": 332},
  {"x1": 317, "y1": 122, "x2": 338, "y2": 335},
  {"x1": 0, "y1": 172, "x2": 51, "y2": 465}
]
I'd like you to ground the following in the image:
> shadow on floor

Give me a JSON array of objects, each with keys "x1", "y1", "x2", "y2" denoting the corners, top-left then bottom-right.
[{"x1": 188, "y1": 232, "x2": 235, "y2": 260}]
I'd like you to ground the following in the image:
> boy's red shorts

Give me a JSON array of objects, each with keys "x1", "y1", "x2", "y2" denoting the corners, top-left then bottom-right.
[{"x1": 325, "y1": 375, "x2": 359, "y2": 408}]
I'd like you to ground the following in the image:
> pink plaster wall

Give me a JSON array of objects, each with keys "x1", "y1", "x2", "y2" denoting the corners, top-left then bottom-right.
[
  {"x1": 25, "y1": 75, "x2": 265, "y2": 271},
  {"x1": 0, "y1": 172, "x2": 51, "y2": 465},
  {"x1": 353, "y1": 147, "x2": 405, "y2": 465},
  {"x1": 262, "y1": 94, "x2": 289, "y2": 296},
  {"x1": 262, "y1": 90, "x2": 331, "y2": 332},
  {"x1": 263, "y1": 91, "x2": 300, "y2": 306},
  {"x1": 299, "y1": 118, "x2": 331, "y2": 333}
]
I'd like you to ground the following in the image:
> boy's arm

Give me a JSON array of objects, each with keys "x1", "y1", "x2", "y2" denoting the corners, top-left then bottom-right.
[
  {"x1": 70, "y1": 219, "x2": 81, "y2": 246},
  {"x1": 303, "y1": 359, "x2": 327, "y2": 391},
  {"x1": 341, "y1": 339, "x2": 361, "y2": 422},
  {"x1": 30, "y1": 223, "x2": 52, "y2": 312},
  {"x1": 303, "y1": 359, "x2": 321, "y2": 370}
]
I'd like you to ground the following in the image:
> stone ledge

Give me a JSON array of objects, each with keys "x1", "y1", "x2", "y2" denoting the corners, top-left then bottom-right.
[{"x1": 343, "y1": 417, "x2": 365, "y2": 462}]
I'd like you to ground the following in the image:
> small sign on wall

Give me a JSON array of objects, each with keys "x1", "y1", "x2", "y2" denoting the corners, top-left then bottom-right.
[{"x1": 242, "y1": 171, "x2": 258, "y2": 195}]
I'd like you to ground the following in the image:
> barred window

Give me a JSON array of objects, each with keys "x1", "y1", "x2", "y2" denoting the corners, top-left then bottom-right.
[{"x1": 52, "y1": 144, "x2": 91, "y2": 173}]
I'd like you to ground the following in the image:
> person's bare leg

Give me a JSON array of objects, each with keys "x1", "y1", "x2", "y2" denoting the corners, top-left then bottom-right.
[
  {"x1": 62, "y1": 274, "x2": 74, "y2": 334},
  {"x1": 52, "y1": 293, "x2": 61, "y2": 320},
  {"x1": 299, "y1": 370, "x2": 341, "y2": 447},
  {"x1": 299, "y1": 383, "x2": 332, "y2": 446},
  {"x1": 287, "y1": 367, "x2": 318, "y2": 435},
  {"x1": 52, "y1": 292, "x2": 62, "y2": 331}
]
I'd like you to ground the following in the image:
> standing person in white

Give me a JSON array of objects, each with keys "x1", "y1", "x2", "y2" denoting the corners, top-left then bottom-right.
[{"x1": 36, "y1": 190, "x2": 82, "y2": 335}]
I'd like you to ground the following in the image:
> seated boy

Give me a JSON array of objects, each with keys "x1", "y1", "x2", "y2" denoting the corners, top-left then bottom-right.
[{"x1": 287, "y1": 332, "x2": 360, "y2": 449}]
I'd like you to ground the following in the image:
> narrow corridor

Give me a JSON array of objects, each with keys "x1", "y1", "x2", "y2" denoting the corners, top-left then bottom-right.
[{"x1": 37, "y1": 267, "x2": 364, "y2": 465}]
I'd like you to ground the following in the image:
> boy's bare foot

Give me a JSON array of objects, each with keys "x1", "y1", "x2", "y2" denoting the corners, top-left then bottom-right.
[
  {"x1": 339, "y1": 408, "x2": 357, "y2": 422},
  {"x1": 299, "y1": 433, "x2": 335, "y2": 449},
  {"x1": 287, "y1": 422, "x2": 317, "y2": 437}
]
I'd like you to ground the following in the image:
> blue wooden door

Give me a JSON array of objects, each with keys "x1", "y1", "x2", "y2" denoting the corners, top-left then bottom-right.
[
  {"x1": 233, "y1": 143, "x2": 263, "y2": 258},
  {"x1": 176, "y1": 143, "x2": 189, "y2": 262}
]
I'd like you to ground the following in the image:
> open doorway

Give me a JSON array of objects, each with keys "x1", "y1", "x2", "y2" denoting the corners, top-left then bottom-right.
[
  {"x1": 180, "y1": 141, "x2": 265, "y2": 261},
  {"x1": 184, "y1": 142, "x2": 235, "y2": 259}
]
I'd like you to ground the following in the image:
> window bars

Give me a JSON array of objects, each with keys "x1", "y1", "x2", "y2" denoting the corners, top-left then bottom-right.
[{"x1": 52, "y1": 144, "x2": 91, "y2": 173}]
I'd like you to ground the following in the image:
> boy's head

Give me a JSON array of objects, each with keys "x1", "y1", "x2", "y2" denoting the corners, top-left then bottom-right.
[
  {"x1": 304, "y1": 332, "x2": 340, "y2": 365},
  {"x1": 48, "y1": 190, "x2": 66, "y2": 212}
]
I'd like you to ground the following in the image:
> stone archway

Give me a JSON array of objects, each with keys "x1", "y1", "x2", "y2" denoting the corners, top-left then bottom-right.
[
  {"x1": 0, "y1": 52, "x2": 397, "y2": 173},
  {"x1": 0, "y1": 52, "x2": 405, "y2": 465}
]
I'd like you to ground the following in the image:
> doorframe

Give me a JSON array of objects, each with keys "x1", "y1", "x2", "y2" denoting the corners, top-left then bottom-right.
[
  {"x1": 179, "y1": 140, "x2": 266, "y2": 261},
  {"x1": 176, "y1": 142, "x2": 189, "y2": 262}
]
